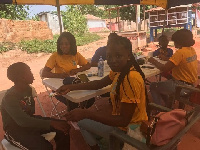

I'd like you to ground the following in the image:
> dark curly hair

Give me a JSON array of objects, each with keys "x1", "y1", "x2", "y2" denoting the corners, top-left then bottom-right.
[
  {"x1": 171, "y1": 29, "x2": 195, "y2": 47},
  {"x1": 7, "y1": 62, "x2": 29, "y2": 83},
  {"x1": 57, "y1": 32, "x2": 77, "y2": 55}
]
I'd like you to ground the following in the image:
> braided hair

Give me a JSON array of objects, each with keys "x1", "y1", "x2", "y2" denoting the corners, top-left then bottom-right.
[{"x1": 107, "y1": 36, "x2": 147, "y2": 112}]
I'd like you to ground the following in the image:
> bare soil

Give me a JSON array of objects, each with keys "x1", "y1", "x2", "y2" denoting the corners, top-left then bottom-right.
[{"x1": 1, "y1": 32, "x2": 200, "y2": 149}]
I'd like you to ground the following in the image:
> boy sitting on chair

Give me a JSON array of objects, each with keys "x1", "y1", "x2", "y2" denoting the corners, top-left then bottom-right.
[
  {"x1": 152, "y1": 35, "x2": 173, "y2": 79},
  {"x1": 1, "y1": 62, "x2": 70, "y2": 150},
  {"x1": 153, "y1": 35, "x2": 173, "y2": 61}
]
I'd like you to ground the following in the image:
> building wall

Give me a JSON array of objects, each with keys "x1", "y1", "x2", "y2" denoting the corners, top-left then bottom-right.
[
  {"x1": 0, "y1": 19, "x2": 53, "y2": 43},
  {"x1": 39, "y1": 13, "x2": 64, "y2": 35},
  {"x1": 87, "y1": 20, "x2": 106, "y2": 28}
]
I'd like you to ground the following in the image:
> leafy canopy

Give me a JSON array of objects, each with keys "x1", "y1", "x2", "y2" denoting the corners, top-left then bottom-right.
[
  {"x1": 0, "y1": 4, "x2": 29, "y2": 20},
  {"x1": 62, "y1": 5, "x2": 88, "y2": 36}
]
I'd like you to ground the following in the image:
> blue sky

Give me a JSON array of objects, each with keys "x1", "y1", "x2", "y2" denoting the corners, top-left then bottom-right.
[{"x1": 28, "y1": 5, "x2": 66, "y2": 17}]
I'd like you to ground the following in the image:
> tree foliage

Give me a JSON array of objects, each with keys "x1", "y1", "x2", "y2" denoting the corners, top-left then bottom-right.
[
  {"x1": 62, "y1": 6, "x2": 88, "y2": 36},
  {"x1": 77, "y1": 5, "x2": 118, "y2": 19},
  {"x1": 0, "y1": 4, "x2": 29, "y2": 20},
  {"x1": 75, "y1": 5, "x2": 151, "y2": 21},
  {"x1": 120, "y1": 5, "x2": 151, "y2": 21}
]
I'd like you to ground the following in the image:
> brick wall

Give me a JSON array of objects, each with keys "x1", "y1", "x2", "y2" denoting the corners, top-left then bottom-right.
[{"x1": 0, "y1": 19, "x2": 53, "y2": 43}]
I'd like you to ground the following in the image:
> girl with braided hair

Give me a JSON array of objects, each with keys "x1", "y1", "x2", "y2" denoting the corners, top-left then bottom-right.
[{"x1": 56, "y1": 35, "x2": 148, "y2": 150}]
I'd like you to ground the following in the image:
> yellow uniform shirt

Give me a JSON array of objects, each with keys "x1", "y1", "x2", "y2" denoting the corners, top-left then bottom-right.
[
  {"x1": 169, "y1": 47, "x2": 198, "y2": 83},
  {"x1": 45, "y1": 52, "x2": 88, "y2": 74},
  {"x1": 109, "y1": 67, "x2": 148, "y2": 130}
]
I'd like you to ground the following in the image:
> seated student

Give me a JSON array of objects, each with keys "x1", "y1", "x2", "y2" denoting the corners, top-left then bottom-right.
[
  {"x1": 42, "y1": 32, "x2": 91, "y2": 110},
  {"x1": 152, "y1": 35, "x2": 173, "y2": 79},
  {"x1": 1, "y1": 62, "x2": 70, "y2": 150},
  {"x1": 148, "y1": 29, "x2": 198, "y2": 108},
  {"x1": 90, "y1": 32, "x2": 118, "y2": 67},
  {"x1": 42, "y1": 32, "x2": 90, "y2": 78},
  {"x1": 56, "y1": 35, "x2": 148, "y2": 150},
  {"x1": 153, "y1": 35, "x2": 173, "y2": 61}
]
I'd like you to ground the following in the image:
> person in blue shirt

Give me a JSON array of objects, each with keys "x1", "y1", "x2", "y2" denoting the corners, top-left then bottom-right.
[
  {"x1": 91, "y1": 33, "x2": 118, "y2": 67},
  {"x1": 153, "y1": 35, "x2": 173, "y2": 61}
]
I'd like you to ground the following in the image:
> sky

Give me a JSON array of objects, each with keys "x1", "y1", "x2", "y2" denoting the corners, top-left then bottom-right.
[{"x1": 28, "y1": 5, "x2": 66, "y2": 18}]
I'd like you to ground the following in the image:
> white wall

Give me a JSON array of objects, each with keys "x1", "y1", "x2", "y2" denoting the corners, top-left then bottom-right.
[
  {"x1": 39, "y1": 13, "x2": 64, "y2": 35},
  {"x1": 87, "y1": 20, "x2": 106, "y2": 28}
]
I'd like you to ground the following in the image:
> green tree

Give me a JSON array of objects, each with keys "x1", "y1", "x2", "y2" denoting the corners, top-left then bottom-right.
[
  {"x1": 31, "y1": 14, "x2": 39, "y2": 21},
  {"x1": 76, "y1": 5, "x2": 118, "y2": 19},
  {"x1": 0, "y1": 4, "x2": 29, "y2": 20},
  {"x1": 120, "y1": 5, "x2": 150, "y2": 21},
  {"x1": 74, "y1": 5, "x2": 151, "y2": 21},
  {"x1": 62, "y1": 6, "x2": 88, "y2": 36}
]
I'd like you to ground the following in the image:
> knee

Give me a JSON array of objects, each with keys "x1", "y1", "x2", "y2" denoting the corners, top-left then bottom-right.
[
  {"x1": 35, "y1": 140, "x2": 53, "y2": 150},
  {"x1": 78, "y1": 119, "x2": 90, "y2": 129},
  {"x1": 150, "y1": 82, "x2": 158, "y2": 91}
]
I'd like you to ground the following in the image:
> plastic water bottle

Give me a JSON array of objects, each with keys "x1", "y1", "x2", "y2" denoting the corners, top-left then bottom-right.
[{"x1": 98, "y1": 56, "x2": 104, "y2": 77}]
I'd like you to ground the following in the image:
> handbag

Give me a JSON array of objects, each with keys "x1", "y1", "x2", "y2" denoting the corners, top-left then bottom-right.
[
  {"x1": 140, "y1": 109, "x2": 186, "y2": 146},
  {"x1": 189, "y1": 85, "x2": 200, "y2": 104}
]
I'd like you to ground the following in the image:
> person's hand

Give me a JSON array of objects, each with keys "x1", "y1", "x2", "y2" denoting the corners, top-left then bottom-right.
[
  {"x1": 56, "y1": 85, "x2": 71, "y2": 95},
  {"x1": 158, "y1": 54, "x2": 168, "y2": 61},
  {"x1": 148, "y1": 57, "x2": 157, "y2": 64},
  {"x1": 65, "y1": 108, "x2": 88, "y2": 122},
  {"x1": 50, "y1": 120, "x2": 70, "y2": 135},
  {"x1": 69, "y1": 69, "x2": 78, "y2": 76}
]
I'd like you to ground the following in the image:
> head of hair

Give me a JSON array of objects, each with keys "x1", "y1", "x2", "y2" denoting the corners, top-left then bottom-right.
[
  {"x1": 108, "y1": 32, "x2": 118, "y2": 41},
  {"x1": 158, "y1": 35, "x2": 169, "y2": 48},
  {"x1": 7, "y1": 62, "x2": 30, "y2": 83},
  {"x1": 57, "y1": 32, "x2": 77, "y2": 55},
  {"x1": 171, "y1": 29, "x2": 195, "y2": 47},
  {"x1": 107, "y1": 36, "x2": 147, "y2": 110}
]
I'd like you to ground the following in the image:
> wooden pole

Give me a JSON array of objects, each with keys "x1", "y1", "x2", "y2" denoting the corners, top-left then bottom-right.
[
  {"x1": 109, "y1": 10, "x2": 111, "y2": 32},
  {"x1": 56, "y1": 0, "x2": 62, "y2": 34},
  {"x1": 195, "y1": 8, "x2": 197, "y2": 28},
  {"x1": 143, "y1": 5, "x2": 145, "y2": 31},
  {"x1": 136, "y1": 5, "x2": 140, "y2": 32},
  {"x1": 117, "y1": 8, "x2": 120, "y2": 32}
]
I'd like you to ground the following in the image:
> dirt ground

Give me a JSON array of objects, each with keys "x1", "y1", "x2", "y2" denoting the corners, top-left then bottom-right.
[{"x1": 1, "y1": 32, "x2": 200, "y2": 149}]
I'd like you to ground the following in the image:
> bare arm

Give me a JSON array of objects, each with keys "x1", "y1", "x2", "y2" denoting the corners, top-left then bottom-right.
[
  {"x1": 56, "y1": 75, "x2": 112, "y2": 95},
  {"x1": 69, "y1": 62, "x2": 91, "y2": 76},
  {"x1": 65, "y1": 102, "x2": 135, "y2": 127},
  {"x1": 158, "y1": 54, "x2": 170, "y2": 61},
  {"x1": 148, "y1": 57, "x2": 175, "y2": 73},
  {"x1": 42, "y1": 66, "x2": 69, "y2": 79}
]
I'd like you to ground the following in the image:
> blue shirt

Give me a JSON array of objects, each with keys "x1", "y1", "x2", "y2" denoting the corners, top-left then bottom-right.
[
  {"x1": 91, "y1": 46, "x2": 107, "y2": 63},
  {"x1": 153, "y1": 48, "x2": 173, "y2": 58}
]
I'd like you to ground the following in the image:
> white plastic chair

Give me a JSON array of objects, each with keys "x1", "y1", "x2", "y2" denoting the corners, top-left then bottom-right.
[
  {"x1": 0, "y1": 89, "x2": 56, "y2": 150},
  {"x1": 1, "y1": 132, "x2": 56, "y2": 150}
]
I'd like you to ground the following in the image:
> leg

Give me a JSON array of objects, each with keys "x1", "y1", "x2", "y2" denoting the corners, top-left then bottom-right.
[
  {"x1": 53, "y1": 129, "x2": 70, "y2": 150},
  {"x1": 150, "y1": 79, "x2": 175, "y2": 106},
  {"x1": 32, "y1": 115, "x2": 70, "y2": 150},
  {"x1": 77, "y1": 119, "x2": 117, "y2": 147},
  {"x1": 6, "y1": 127, "x2": 52, "y2": 150}
]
